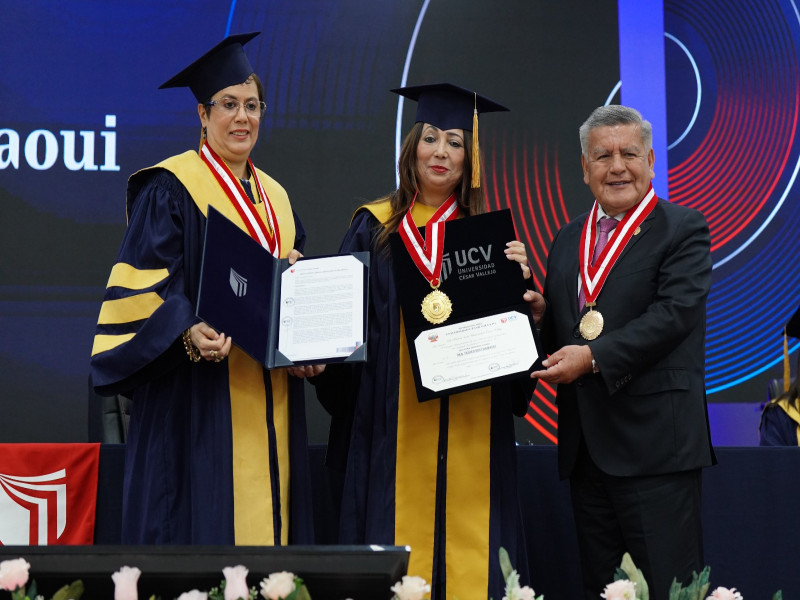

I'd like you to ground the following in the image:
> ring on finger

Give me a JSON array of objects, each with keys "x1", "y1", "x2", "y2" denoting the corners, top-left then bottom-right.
[{"x1": 210, "y1": 349, "x2": 218, "y2": 359}]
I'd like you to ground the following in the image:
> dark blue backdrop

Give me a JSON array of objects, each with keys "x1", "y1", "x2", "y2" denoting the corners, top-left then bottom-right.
[{"x1": 1, "y1": 1, "x2": 798, "y2": 448}]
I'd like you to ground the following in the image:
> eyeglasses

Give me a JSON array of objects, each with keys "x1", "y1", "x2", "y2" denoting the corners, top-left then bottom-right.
[{"x1": 205, "y1": 98, "x2": 267, "y2": 118}]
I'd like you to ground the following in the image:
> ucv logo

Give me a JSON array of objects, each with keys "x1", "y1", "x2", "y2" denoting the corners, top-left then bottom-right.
[
  {"x1": 441, "y1": 255, "x2": 452, "y2": 282},
  {"x1": 0, "y1": 469, "x2": 67, "y2": 545},
  {"x1": 440, "y1": 245, "x2": 492, "y2": 282},
  {"x1": 230, "y1": 268, "x2": 248, "y2": 297}
]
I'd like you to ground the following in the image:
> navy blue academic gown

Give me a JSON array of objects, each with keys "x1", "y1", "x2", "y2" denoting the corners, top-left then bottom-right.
[
  {"x1": 314, "y1": 204, "x2": 532, "y2": 600},
  {"x1": 760, "y1": 399, "x2": 800, "y2": 446},
  {"x1": 91, "y1": 161, "x2": 313, "y2": 546}
]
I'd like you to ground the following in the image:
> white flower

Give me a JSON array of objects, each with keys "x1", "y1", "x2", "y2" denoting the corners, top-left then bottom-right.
[
  {"x1": 111, "y1": 565, "x2": 141, "y2": 600},
  {"x1": 259, "y1": 571, "x2": 296, "y2": 600},
  {"x1": 502, "y1": 568, "x2": 541, "y2": 600},
  {"x1": 177, "y1": 590, "x2": 209, "y2": 600},
  {"x1": 518, "y1": 585, "x2": 538, "y2": 600},
  {"x1": 0, "y1": 558, "x2": 30, "y2": 592},
  {"x1": 390, "y1": 575, "x2": 430, "y2": 600},
  {"x1": 503, "y1": 584, "x2": 538, "y2": 600},
  {"x1": 601, "y1": 579, "x2": 637, "y2": 600},
  {"x1": 706, "y1": 588, "x2": 743, "y2": 600},
  {"x1": 223, "y1": 565, "x2": 250, "y2": 600}
]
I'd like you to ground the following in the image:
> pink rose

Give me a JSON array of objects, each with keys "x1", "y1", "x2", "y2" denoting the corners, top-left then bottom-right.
[
  {"x1": 223, "y1": 565, "x2": 250, "y2": 600},
  {"x1": 707, "y1": 588, "x2": 743, "y2": 600},
  {"x1": 0, "y1": 558, "x2": 30, "y2": 592},
  {"x1": 601, "y1": 579, "x2": 637, "y2": 600},
  {"x1": 177, "y1": 590, "x2": 209, "y2": 600},
  {"x1": 259, "y1": 571, "x2": 296, "y2": 600},
  {"x1": 112, "y1": 565, "x2": 141, "y2": 600},
  {"x1": 390, "y1": 575, "x2": 430, "y2": 600}
]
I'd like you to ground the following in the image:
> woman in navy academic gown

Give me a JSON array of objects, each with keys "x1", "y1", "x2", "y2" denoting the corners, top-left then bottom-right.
[
  {"x1": 311, "y1": 83, "x2": 536, "y2": 600},
  {"x1": 760, "y1": 311, "x2": 800, "y2": 446},
  {"x1": 90, "y1": 32, "x2": 313, "y2": 546}
]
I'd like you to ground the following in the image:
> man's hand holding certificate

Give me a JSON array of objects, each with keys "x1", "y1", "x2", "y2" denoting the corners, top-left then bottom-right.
[{"x1": 415, "y1": 311, "x2": 538, "y2": 393}]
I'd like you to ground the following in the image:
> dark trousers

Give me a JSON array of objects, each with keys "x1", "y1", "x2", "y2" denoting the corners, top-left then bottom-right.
[{"x1": 569, "y1": 444, "x2": 704, "y2": 600}]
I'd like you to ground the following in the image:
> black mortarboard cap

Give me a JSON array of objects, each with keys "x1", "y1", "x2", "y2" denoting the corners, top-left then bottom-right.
[
  {"x1": 782, "y1": 305, "x2": 800, "y2": 393},
  {"x1": 787, "y1": 305, "x2": 800, "y2": 339},
  {"x1": 391, "y1": 82, "x2": 508, "y2": 188},
  {"x1": 391, "y1": 82, "x2": 508, "y2": 132},
  {"x1": 159, "y1": 32, "x2": 260, "y2": 102}
]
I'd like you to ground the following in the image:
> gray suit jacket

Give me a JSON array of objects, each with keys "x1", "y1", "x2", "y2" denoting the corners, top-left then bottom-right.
[{"x1": 540, "y1": 198, "x2": 716, "y2": 479}]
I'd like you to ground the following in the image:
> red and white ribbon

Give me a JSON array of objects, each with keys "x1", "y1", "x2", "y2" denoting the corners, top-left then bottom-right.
[
  {"x1": 398, "y1": 194, "x2": 459, "y2": 285},
  {"x1": 579, "y1": 184, "x2": 656, "y2": 304},
  {"x1": 200, "y1": 143, "x2": 281, "y2": 257}
]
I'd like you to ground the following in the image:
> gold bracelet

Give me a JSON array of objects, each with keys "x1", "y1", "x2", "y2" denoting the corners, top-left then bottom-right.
[{"x1": 182, "y1": 328, "x2": 201, "y2": 362}]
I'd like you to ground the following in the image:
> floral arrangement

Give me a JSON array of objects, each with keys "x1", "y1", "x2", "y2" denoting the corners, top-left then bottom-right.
[
  {"x1": 389, "y1": 547, "x2": 543, "y2": 600},
  {"x1": 602, "y1": 552, "x2": 648, "y2": 600},
  {"x1": 0, "y1": 558, "x2": 310, "y2": 600},
  {"x1": 2, "y1": 553, "x2": 786, "y2": 600},
  {"x1": 601, "y1": 552, "x2": 784, "y2": 600}
]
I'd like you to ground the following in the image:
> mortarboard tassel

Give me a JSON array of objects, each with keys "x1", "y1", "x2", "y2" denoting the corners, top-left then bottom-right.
[
  {"x1": 784, "y1": 327, "x2": 791, "y2": 394},
  {"x1": 471, "y1": 93, "x2": 480, "y2": 189}
]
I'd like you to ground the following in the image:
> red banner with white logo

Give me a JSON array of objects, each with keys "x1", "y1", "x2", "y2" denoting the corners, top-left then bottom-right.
[{"x1": 0, "y1": 443, "x2": 100, "y2": 545}]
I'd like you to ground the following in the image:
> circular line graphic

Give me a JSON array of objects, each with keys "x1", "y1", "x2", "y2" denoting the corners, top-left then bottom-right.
[
  {"x1": 392, "y1": 0, "x2": 800, "y2": 439},
  {"x1": 664, "y1": 32, "x2": 702, "y2": 150}
]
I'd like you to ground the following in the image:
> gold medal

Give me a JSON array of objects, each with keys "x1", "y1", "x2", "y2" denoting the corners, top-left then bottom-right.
[
  {"x1": 421, "y1": 288, "x2": 453, "y2": 324},
  {"x1": 579, "y1": 304, "x2": 604, "y2": 340}
]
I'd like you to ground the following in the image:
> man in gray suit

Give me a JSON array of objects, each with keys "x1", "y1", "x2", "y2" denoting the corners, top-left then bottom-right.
[{"x1": 526, "y1": 105, "x2": 715, "y2": 600}]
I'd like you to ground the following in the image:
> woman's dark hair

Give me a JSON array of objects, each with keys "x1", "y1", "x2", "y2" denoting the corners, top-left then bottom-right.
[
  {"x1": 373, "y1": 122, "x2": 486, "y2": 249},
  {"x1": 770, "y1": 377, "x2": 800, "y2": 406},
  {"x1": 763, "y1": 354, "x2": 800, "y2": 416}
]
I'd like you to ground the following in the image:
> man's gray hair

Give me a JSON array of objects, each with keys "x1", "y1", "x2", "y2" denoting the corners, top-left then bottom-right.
[{"x1": 579, "y1": 105, "x2": 653, "y2": 157}]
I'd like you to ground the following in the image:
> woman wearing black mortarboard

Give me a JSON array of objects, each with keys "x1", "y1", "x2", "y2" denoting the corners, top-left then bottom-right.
[
  {"x1": 760, "y1": 308, "x2": 800, "y2": 445},
  {"x1": 89, "y1": 33, "x2": 313, "y2": 545},
  {"x1": 310, "y1": 83, "x2": 535, "y2": 599}
]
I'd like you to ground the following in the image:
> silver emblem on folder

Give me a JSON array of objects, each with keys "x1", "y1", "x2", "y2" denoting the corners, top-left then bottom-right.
[{"x1": 229, "y1": 268, "x2": 248, "y2": 297}]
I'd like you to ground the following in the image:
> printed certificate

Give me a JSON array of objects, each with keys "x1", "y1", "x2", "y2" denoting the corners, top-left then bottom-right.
[
  {"x1": 277, "y1": 254, "x2": 366, "y2": 363},
  {"x1": 414, "y1": 311, "x2": 538, "y2": 393}
]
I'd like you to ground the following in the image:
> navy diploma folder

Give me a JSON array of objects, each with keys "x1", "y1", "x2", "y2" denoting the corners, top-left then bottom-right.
[{"x1": 197, "y1": 206, "x2": 368, "y2": 368}]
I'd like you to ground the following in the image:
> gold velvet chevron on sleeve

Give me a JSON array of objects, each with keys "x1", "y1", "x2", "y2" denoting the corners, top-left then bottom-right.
[{"x1": 90, "y1": 263, "x2": 168, "y2": 356}]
